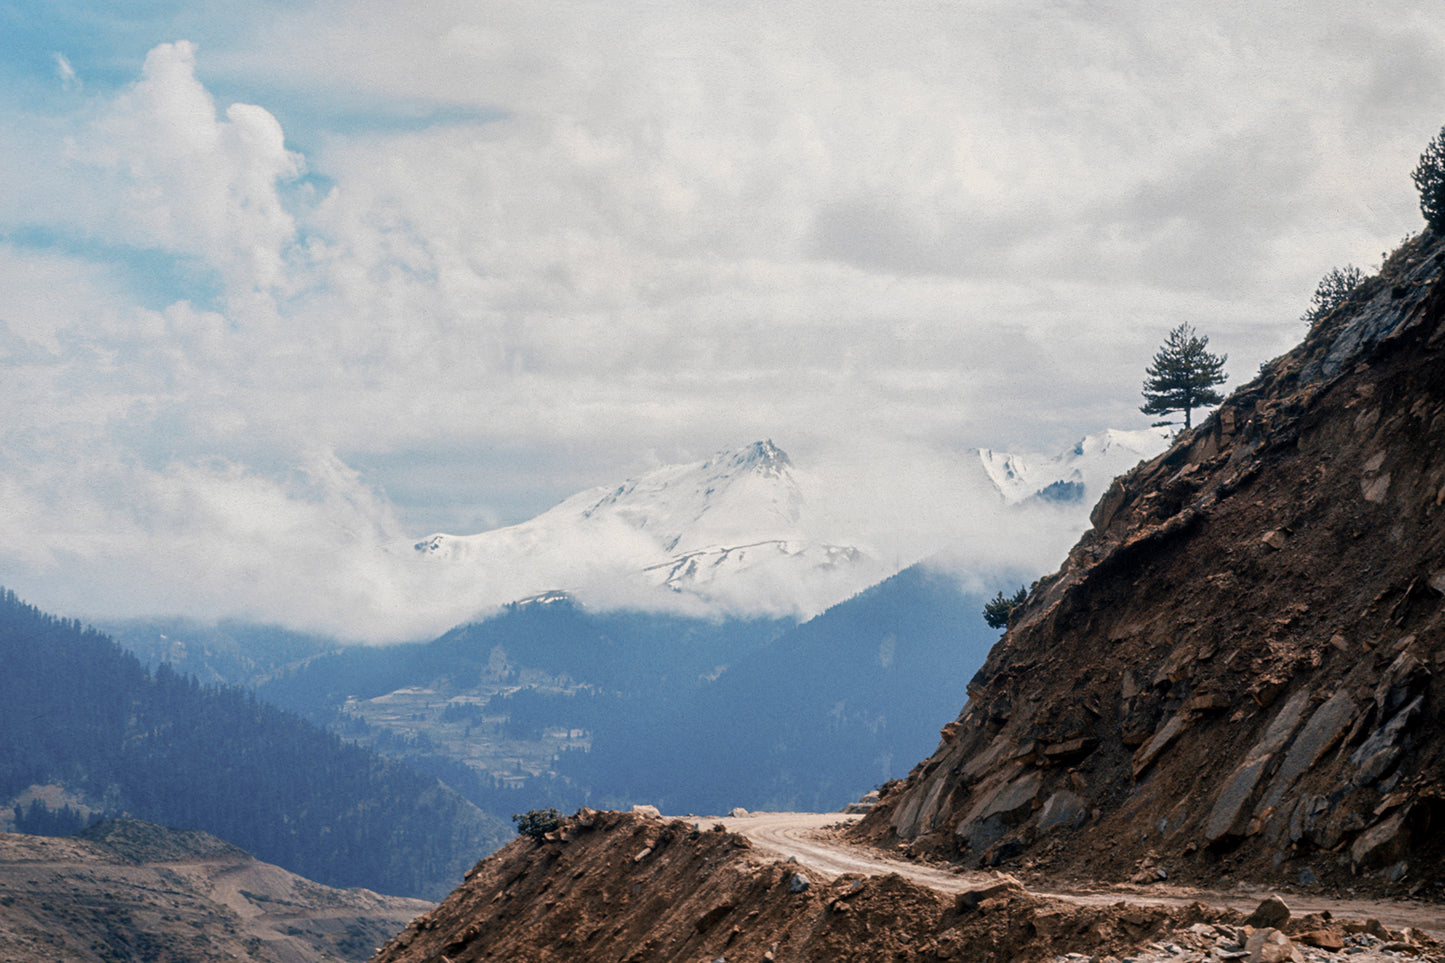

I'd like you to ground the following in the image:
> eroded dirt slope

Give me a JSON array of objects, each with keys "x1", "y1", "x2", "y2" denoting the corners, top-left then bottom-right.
[
  {"x1": 857, "y1": 231, "x2": 1445, "y2": 903},
  {"x1": 371, "y1": 810, "x2": 1253, "y2": 963},
  {"x1": 0, "y1": 819, "x2": 430, "y2": 963}
]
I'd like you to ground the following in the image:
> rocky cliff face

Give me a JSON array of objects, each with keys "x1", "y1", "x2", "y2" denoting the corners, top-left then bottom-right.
[{"x1": 859, "y1": 232, "x2": 1445, "y2": 899}]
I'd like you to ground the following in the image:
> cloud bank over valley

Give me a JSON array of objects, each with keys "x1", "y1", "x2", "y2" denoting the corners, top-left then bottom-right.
[{"x1": 1, "y1": 2, "x2": 1443, "y2": 637}]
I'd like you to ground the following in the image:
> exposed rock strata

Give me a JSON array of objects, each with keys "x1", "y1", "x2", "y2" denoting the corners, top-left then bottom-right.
[{"x1": 857, "y1": 232, "x2": 1445, "y2": 899}]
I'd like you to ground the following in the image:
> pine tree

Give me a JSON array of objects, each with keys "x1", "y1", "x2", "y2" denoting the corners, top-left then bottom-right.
[
  {"x1": 1412, "y1": 126, "x2": 1445, "y2": 233},
  {"x1": 1140, "y1": 323, "x2": 1227, "y2": 430},
  {"x1": 1302, "y1": 264, "x2": 1364, "y2": 328},
  {"x1": 982, "y1": 586, "x2": 1027, "y2": 630}
]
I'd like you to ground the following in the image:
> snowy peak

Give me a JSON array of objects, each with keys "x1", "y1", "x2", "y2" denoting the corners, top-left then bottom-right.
[
  {"x1": 405, "y1": 431, "x2": 1168, "y2": 621},
  {"x1": 720, "y1": 439, "x2": 792, "y2": 477},
  {"x1": 977, "y1": 426, "x2": 1171, "y2": 506},
  {"x1": 574, "y1": 440, "x2": 804, "y2": 555},
  {"x1": 409, "y1": 441, "x2": 880, "y2": 618}
]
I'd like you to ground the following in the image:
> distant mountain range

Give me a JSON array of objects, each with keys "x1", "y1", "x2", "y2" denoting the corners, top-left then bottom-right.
[
  {"x1": 410, "y1": 440, "x2": 885, "y2": 618},
  {"x1": 89, "y1": 426, "x2": 1172, "y2": 858},
  {"x1": 247, "y1": 562, "x2": 997, "y2": 818},
  {"x1": 974, "y1": 426, "x2": 1172, "y2": 506},
  {"x1": 407, "y1": 431, "x2": 1170, "y2": 621}
]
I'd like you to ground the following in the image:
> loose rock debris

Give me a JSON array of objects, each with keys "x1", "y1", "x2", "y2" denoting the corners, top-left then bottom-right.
[{"x1": 368, "y1": 812, "x2": 1442, "y2": 963}]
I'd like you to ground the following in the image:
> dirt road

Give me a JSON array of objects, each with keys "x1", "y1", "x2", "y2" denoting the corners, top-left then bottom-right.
[{"x1": 712, "y1": 811, "x2": 1444, "y2": 939}]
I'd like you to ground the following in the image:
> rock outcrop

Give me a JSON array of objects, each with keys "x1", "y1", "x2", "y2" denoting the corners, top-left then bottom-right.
[{"x1": 857, "y1": 232, "x2": 1445, "y2": 898}]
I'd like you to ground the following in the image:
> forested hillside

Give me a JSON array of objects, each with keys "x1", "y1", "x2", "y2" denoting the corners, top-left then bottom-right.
[
  {"x1": 0, "y1": 589, "x2": 507, "y2": 899},
  {"x1": 567, "y1": 565, "x2": 996, "y2": 812},
  {"x1": 240, "y1": 565, "x2": 1001, "y2": 820}
]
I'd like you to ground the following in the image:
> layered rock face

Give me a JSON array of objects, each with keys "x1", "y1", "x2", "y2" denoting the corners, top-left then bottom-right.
[{"x1": 860, "y1": 233, "x2": 1445, "y2": 897}]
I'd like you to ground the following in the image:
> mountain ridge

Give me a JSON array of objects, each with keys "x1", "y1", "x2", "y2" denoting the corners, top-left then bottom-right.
[
  {"x1": 0, "y1": 588, "x2": 506, "y2": 900},
  {"x1": 405, "y1": 430, "x2": 1167, "y2": 622},
  {"x1": 408, "y1": 438, "x2": 884, "y2": 618}
]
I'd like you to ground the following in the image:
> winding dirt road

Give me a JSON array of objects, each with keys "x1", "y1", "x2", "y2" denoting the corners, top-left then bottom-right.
[{"x1": 711, "y1": 811, "x2": 1444, "y2": 939}]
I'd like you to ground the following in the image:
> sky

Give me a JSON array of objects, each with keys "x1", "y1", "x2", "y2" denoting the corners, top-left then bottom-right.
[{"x1": 2, "y1": 1, "x2": 1443, "y2": 639}]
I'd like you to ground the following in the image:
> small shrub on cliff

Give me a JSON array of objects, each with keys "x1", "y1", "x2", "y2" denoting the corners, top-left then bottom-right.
[
  {"x1": 1302, "y1": 264, "x2": 1364, "y2": 328},
  {"x1": 982, "y1": 586, "x2": 1027, "y2": 630},
  {"x1": 1412, "y1": 126, "x2": 1445, "y2": 232},
  {"x1": 512, "y1": 807, "x2": 562, "y2": 840}
]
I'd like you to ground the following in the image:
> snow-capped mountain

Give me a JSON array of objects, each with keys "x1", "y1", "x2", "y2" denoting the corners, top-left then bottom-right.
[
  {"x1": 974, "y1": 426, "x2": 1171, "y2": 507},
  {"x1": 411, "y1": 441, "x2": 889, "y2": 618},
  {"x1": 404, "y1": 431, "x2": 1171, "y2": 624}
]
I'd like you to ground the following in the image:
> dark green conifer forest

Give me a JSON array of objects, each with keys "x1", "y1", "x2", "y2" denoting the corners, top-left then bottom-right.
[{"x1": 0, "y1": 588, "x2": 506, "y2": 899}]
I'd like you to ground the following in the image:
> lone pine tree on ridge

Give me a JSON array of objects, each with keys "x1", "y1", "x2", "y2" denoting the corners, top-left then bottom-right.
[{"x1": 1140, "y1": 323, "x2": 1227, "y2": 430}]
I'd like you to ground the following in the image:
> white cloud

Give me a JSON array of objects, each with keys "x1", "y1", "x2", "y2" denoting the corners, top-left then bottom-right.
[
  {"x1": 53, "y1": 53, "x2": 80, "y2": 91},
  {"x1": 62, "y1": 41, "x2": 304, "y2": 300},
  {"x1": 2, "y1": 4, "x2": 1445, "y2": 637},
  {"x1": 0, "y1": 445, "x2": 439, "y2": 641}
]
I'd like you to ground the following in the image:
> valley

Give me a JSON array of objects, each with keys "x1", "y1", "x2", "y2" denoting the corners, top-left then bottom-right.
[
  {"x1": 6, "y1": 9, "x2": 1444, "y2": 963},
  {"x1": 338, "y1": 681, "x2": 592, "y2": 788},
  {"x1": 97, "y1": 428, "x2": 1160, "y2": 836},
  {"x1": 11, "y1": 218, "x2": 1445, "y2": 963}
]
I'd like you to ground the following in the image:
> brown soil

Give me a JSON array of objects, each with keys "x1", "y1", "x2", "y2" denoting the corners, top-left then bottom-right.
[
  {"x1": 718, "y1": 812, "x2": 1443, "y2": 939},
  {"x1": 369, "y1": 810, "x2": 1441, "y2": 963},
  {"x1": 0, "y1": 820, "x2": 430, "y2": 963}
]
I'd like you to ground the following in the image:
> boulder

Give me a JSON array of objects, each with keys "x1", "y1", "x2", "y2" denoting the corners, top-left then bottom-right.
[
  {"x1": 1132, "y1": 712, "x2": 1188, "y2": 778},
  {"x1": 1042, "y1": 736, "x2": 1097, "y2": 763},
  {"x1": 1036, "y1": 790, "x2": 1088, "y2": 834},
  {"x1": 1352, "y1": 746, "x2": 1402, "y2": 786},
  {"x1": 1203, "y1": 689, "x2": 1311, "y2": 843},
  {"x1": 970, "y1": 769, "x2": 1042, "y2": 822},
  {"x1": 1204, "y1": 755, "x2": 1274, "y2": 844},
  {"x1": 1244, "y1": 894, "x2": 1291, "y2": 928},
  {"x1": 1351, "y1": 694, "x2": 1424, "y2": 780},
  {"x1": 956, "y1": 768, "x2": 1042, "y2": 851},
  {"x1": 955, "y1": 873, "x2": 1025, "y2": 912},
  {"x1": 892, "y1": 762, "x2": 956, "y2": 838},
  {"x1": 1374, "y1": 652, "x2": 1429, "y2": 716},
  {"x1": 1257, "y1": 690, "x2": 1356, "y2": 814},
  {"x1": 1245, "y1": 928, "x2": 1299, "y2": 963},
  {"x1": 1350, "y1": 810, "x2": 1410, "y2": 870}
]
